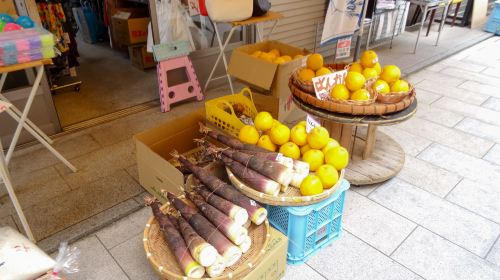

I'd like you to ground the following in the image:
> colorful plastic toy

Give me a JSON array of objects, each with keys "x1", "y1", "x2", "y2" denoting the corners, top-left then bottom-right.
[
  {"x1": 3, "y1": 23, "x2": 22, "y2": 32},
  {"x1": 0, "y1": 20, "x2": 6, "y2": 32},
  {"x1": 0, "y1": 14, "x2": 14, "y2": 23},
  {"x1": 16, "y1": 16, "x2": 35, "y2": 29}
]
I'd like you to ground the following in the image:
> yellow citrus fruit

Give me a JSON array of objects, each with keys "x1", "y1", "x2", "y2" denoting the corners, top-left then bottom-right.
[
  {"x1": 363, "y1": 68, "x2": 378, "y2": 80},
  {"x1": 380, "y1": 65, "x2": 401, "y2": 83},
  {"x1": 316, "y1": 67, "x2": 332, "y2": 77},
  {"x1": 390, "y1": 79, "x2": 410, "y2": 93},
  {"x1": 279, "y1": 142, "x2": 301, "y2": 160},
  {"x1": 373, "y1": 79, "x2": 390, "y2": 94},
  {"x1": 266, "y1": 119, "x2": 281, "y2": 136},
  {"x1": 281, "y1": 55, "x2": 292, "y2": 62},
  {"x1": 294, "y1": 54, "x2": 304, "y2": 60},
  {"x1": 307, "y1": 127, "x2": 330, "y2": 149},
  {"x1": 350, "y1": 89, "x2": 371, "y2": 101},
  {"x1": 306, "y1": 53, "x2": 324, "y2": 71},
  {"x1": 269, "y1": 124, "x2": 290, "y2": 145},
  {"x1": 373, "y1": 62, "x2": 382, "y2": 74},
  {"x1": 290, "y1": 125, "x2": 308, "y2": 146},
  {"x1": 316, "y1": 164, "x2": 339, "y2": 189},
  {"x1": 257, "y1": 135, "x2": 277, "y2": 152},
  {"x1": 321, "y1": 138, "x2": 340, "y2": 154},
  {"x1": 251, "y1": 50, "x2": 262, "y2": 58},
  {"x1": 345, "y1": 71, "x2": 366, "y2": 91},
  {"x1": 239, "y1": 125, "x2": 259, "y2": 145},
  {"x1": 300, "y1": 174, "x2": 324, "y2": 196},
  {"x1": 273, "y1": 57, "x2": 286, "y2": 64},
  {"x1": 269, "y1": 49, "x2": 281, "y2": 58},
  {"x1": 325, "y1": 146, "x2": 349, "y2": 170},
  {"x1": 349, "y1": 62, "x2": 363, "y2": 73},
  {"x1": 254, "y1": 111, "x2": 273, "y2": 131},
  {"x1": 330, "y1": 84, "x2": 350, "y2": 100},
  {"x1": 297, "y1": 120, "x2": 307, "y2": 127},
  {"x1": 302, "y1": 149, "x2": 325, "y2": 172},
  {"x1": 300, "y1": 144, "x2": 311, "y2": 155},
  {"x1": 360, "y1": 50, "x2": 379, "y2": 68},
  {"x1": 298, "y1": 68, "x2": 315, "y2": 82},
  {"x1": 259, "y1": 52, "x2": 274, "y2": 63}
]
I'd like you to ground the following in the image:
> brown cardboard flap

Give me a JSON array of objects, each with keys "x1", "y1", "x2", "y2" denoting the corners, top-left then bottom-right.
[{"x1": 228, "y1": 49, "x2": 277, "y2": 90}]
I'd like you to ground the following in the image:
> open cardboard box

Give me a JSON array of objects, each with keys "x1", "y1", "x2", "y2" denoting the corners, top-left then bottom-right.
[{"x1": 228, "y1": 41, "x2": 309, "y2": 121}]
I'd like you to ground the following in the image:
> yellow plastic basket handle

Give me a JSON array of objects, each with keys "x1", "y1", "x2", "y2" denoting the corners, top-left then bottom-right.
[
  {"x1": 238, "y1": 87, "x2": 254, "y2": 104},
  {"x1": 215, "y1": 99, "x2": 237, "y2": 118}
]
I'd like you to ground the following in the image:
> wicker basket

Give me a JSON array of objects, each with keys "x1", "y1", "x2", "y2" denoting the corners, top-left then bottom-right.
[
  {"x1": 376, "y1": 83, "x2": 415, "y2": 104},
  {"x1": 143, "y1": 197, "x2": 270, "y2": 280},
  {"x1": 292, "y1": 64, "x2": 349, "y2": 93}
]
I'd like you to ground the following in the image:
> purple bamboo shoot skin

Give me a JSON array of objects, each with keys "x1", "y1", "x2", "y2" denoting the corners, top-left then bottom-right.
[
  {"x1": 221, "y1": 155, "x2": 280, "y2": 196},
  {"x1": 177, "y1": 216, "x2": 218, "y2": 267},
  {"x1": 144, "y1": 197, "x2": 205, "y2": 278},
  {"x1": 196, "y1": 186, "x2": 249, "y2": 226},
  {"x1": 239, "y1": 235, "x2": 252, "y2": 253},
  {"x1": 165, "y1": 192, "x2": 243, "y2": 266},
  {"x1": 207, "y1": 254, "x2": 226, "y2": 278},
  {"x1": 200, "y1": 123, "x2": 263, "y2": 152},
  {"x1": 171, "y1": 151, "x2": 267, "y2": 225},
  {"x1": 186, "y1": 192, "x2": 248, "y2": 246}
]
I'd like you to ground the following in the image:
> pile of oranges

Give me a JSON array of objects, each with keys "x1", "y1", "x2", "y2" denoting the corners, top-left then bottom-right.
[{"x1": 250, "y1": 49, "x2": 304, "y2": 64}]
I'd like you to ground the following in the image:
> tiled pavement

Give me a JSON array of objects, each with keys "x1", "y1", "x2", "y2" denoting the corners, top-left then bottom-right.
[{"x1": 49, "y1": 37, "x2": 500, "y2": 279}]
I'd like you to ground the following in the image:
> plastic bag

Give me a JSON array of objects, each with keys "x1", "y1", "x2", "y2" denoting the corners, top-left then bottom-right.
[
  {"x1": 156, "y1": 0, "x2": 208, "y2": 50},
  {"x1": 50, "y1": 242, "x2": 80, "y2": 280}
]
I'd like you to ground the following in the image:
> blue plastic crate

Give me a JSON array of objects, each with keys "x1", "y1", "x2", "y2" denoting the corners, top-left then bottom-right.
[
  {"x1": 265, "y1": 180, "x2": 350, "y2": 265},
  {"x1": 485, "y1": 0, "x2": 500, "y2": 34}
]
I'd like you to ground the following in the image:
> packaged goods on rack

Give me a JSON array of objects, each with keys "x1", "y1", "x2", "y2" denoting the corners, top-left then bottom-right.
[{"x1": 0, "y1": 28, "x2": 55, "y2": 66}]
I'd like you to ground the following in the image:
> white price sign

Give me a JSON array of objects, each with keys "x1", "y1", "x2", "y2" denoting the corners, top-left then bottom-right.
[
  {"x1": 336, "y1": 36, "x2": 352, "y2": 59},
  {"x1": 306, "y1": 114, "x2": 321, "y2": 133},
  {"x1": 0, "y1": 100, "x2": 11, "y2": 113},
  {"x1": 312, "y1": 69, "x2": 348, "y2": 100}
]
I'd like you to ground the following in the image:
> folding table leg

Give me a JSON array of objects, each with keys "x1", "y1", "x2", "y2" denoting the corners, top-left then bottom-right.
[
  {"x1": 435, "y1": 4, "x2": 449, "y2": 46},
  {"x1": 0, "y1": 73, "x2": 53, "y2": 144},
  {"x1": 413, "y1": 4, "x2": 428, "y2": 53},
  {"x1": 0, "y1": 141, "x2": 35, "y2": 242},
  {"x1": 204, "y1": 22, "x2": 235, "y2": 93}
]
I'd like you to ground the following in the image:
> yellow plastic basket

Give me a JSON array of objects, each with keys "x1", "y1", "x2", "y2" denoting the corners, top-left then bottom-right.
[{"x1": 205, "y1": 87, "x2": 258, "y2": 137}]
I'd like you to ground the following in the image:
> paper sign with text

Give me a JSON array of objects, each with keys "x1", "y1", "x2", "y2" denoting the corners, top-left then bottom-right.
[
  {"x1": 336, "y1": 36, "x2": 352, "y2": 59},
  {"x1": 0, "y1": 100, "x2": 11, "y2": 113},
  {"x1": 306, "y1": 114, "x2": 321, "y2": 133},
  {"x1": 312, "y1": 70, "x2": 348, "y2": 100}
]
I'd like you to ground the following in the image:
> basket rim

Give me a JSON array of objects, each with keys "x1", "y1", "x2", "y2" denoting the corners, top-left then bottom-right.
[
  {"x1": 226, "y1": 168, "x2": 346, "y2": 206},
  {"x1": 143, "y1": 198, "x2": 271, "y2": 280}
]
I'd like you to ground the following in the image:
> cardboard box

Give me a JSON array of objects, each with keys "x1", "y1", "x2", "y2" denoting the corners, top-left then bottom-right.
[
  {"x1": 111, "y1": 11, "x2": 149, "y2": 46},
  {"x1": 128, "y1": 44, "x2": 155, "y2": 70},
  {"x1": 134, "y1": 108, "x2": 206, "y2": 202},
  {"x1": 243, "y1": 227, "x2": 288, "y2": 280},
  {"x1": 228, "y1": 41, "x2": 309, "y2": 121}
]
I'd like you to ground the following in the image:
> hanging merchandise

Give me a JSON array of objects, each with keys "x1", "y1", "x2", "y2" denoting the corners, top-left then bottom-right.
[
  {"x1": 37, "y1": 1, "x2": 70, "y2": 52},
  {"x1": 156, "y1": 0, "x2": 207, "y2": 50},
  {"x1": 321, "y1": 0, "x2": 365, "y2": 45},
  {"x1": 205, "y1": 0, "x2": 253, "y2": 22},
  {"x1": 252, "y1": 0, "x2": 271, "y2": 17}
]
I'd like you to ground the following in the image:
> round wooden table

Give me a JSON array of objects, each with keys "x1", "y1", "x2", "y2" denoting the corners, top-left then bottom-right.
[{"x1": 292, "y1": 96, "x2": 418, "y2": 186}]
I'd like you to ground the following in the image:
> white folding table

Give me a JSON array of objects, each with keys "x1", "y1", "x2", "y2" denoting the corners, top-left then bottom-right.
[
  {"x1": 204, "y1": 11, "x2": 283, "y2": 93},
  {"x1": 409, "y1": 0, "x2": 450, "y2": 53}
]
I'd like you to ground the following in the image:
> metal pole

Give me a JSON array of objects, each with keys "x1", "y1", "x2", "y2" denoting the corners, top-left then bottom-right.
[
  {"x1": 313, "y1": 21, "x2": 320, "y2": 53},
  {"x1": 353, "y1": 0, "x2": 370, "y2": 61}
]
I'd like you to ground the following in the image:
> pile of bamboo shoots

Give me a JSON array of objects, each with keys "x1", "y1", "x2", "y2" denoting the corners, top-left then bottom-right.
[{"x1": 145, "y1": 153, "x2": 269, "y2": 278}]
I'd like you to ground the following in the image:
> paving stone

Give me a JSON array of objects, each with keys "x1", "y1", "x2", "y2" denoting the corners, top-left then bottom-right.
[
  {"x1": 397, "y1": 156, "x2": 462, "y2": 197},
  {"x1": 350, "y1": 182, "x2": 382, "y2": 196},
  {"x1": 284, "y1": 264, "x2": 326, "y2": 280},
  {"x1": 378, "y1": 126, "x2": 432, "y2": 157},
  {"x1": 38, "y1": 199, "x2": 141, "y2": 254},
  {"x1": 125, "y1": 164, "x2": 139, "y2": 183},
  {"x1": 411, "y1": 88, "x2": 442, "y2": 104},
  {"x1": 447, "y1": 179, "x2": 500, "y2": 224},
  {"x1": 425, "y1": 62, "x2": 448, "y2": 72},
  {"x1": 55, "y1": 139, "x2": 136, "y2": 189},
  {"x1": 414, "y1": 103, "x2": 464, "y2": 127},
  {"x1": 459, "y1": 80, "x2": 500, "y2": 99},
  {"x1": 441, "y1": 67, "x2": 500, "y2": 87},
  {"x1": 343, "y1": 190, "x2": 416, "y2": 255},
  {"x1": 109, "y1": 233, "x2": 160, "y2": 280},
  {"x1": 369, "y1": 178, "x2": 500, "y2": 257},
  {"x1": 307, "y1": 231, "x2": 422, "y2": 280},
  {"x1": 415, "y1": 80, "x2": 489, "y2": 105},
  {"x1": 487, "y1": 237, "x2": 500, "y2": 267},
  {"x1": 392, "y1": 227, "x2": 500, "y2": 280},
  {"x1": 407, "y1": 70, "x2": 465, "y2": 87},
  {"x1": 455, "y1": 118, "x2": 500, "y2": 143},
  {"x1": 482, "y1": 67, "x2": 500, "y2": 78},
  {"x1": 484, "y1": 144, "x2": 500, "y2": 165},
  {"x1": 435, "y1": 97, "x2": 500, "y2": 127},
  {"x1": 71, "y1": 235, "x2": 129, "y2": 280},
  {"x1": 395, "y1": 117, "x2": 493, "y2": 158},
  {"x1": 418, "y1": 143, "x2": 500, "y2": 184},
  {"x1": 437, "y1": 59, "x2": 487, "y2": 73},
  {"x1": 96, "y1": 206, "x2": 150, "y2": 249},
  {"x1": 0, "y1": 215, "x2": 17, "y2": 230},
  {"x1": 23, "y1": 169, "x2": 143, "y2": 241},
  {"x1": 482, "y1": 97, "x2": 500, "y2": 112}
]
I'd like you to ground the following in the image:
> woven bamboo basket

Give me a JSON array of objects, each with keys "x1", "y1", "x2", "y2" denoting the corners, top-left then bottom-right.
[
  {"x1": 376, "y1": 82, "x2": 415, "y2": 104},
  {"x1": 292, "y1": 63, "x2": 349, "y2": 93},
  {"x1": 143, "y1": 197, "x2": 270, "y2": 280},
  {"x1": 289, "y1": 77, "x2": 416, "y2": 115}
]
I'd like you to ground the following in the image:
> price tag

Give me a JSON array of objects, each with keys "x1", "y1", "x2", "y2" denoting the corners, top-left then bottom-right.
[
  {"x1": 306, "y1": 114, "x2": 321, "y2": 133},
  {"x1": 335, "y1": 36, "x2": 352, "y2": 60},
  {"x1": 0, "y1": 100, "x2": 11, "y2": 113},
  {"x1": 312, "y1": 70, "x2": 347, "y2": 100}
]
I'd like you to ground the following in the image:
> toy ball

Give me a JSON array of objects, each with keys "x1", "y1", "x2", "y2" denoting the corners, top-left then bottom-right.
[
  {"x1": 0, "y1": 20, "x2": 5, "y2": 32},
  {"x1": 0, "y1": 13, "x2": 14, "y2": 23},
  {"x1": 16, "y1": 16, "x2": 34, "y2": 29},
  {"x1": 3, "y1": 23, "x2": 22, "y2": 32}
]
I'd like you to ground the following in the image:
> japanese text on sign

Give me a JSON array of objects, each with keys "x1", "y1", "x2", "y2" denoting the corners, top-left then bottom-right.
[
  {"x1": 312, "y1": 69, "x2": 348, "y2": 100},
  {"x1": 336, "y1": 36, "x2": 352, "y2": 59},
  {"x1": 306, "y1": 114, "x2": 321, "y2": 133}
]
